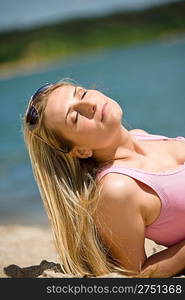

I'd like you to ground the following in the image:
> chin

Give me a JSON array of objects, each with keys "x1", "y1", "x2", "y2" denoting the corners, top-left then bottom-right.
[
  {"x1": 110, "y1": 110, "x2": 123, "y2": 129},
  {"x1": 116, "y1": 105, "x2": 123, "y2": 122}
]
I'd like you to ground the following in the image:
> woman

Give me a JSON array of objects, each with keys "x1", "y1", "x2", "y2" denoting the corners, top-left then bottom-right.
[{"x1": 23, "y1": 79, "x2": 185, "y2": 277}]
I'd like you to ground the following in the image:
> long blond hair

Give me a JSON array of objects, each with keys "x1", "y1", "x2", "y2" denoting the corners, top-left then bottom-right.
[{"x1": 22, "y1": 79, "x2": 141, "y2": 277}]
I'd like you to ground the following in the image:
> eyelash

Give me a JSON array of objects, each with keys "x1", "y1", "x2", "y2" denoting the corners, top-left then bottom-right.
[{"x1": 74, "y1": 90, "x2": 87, "y2": 123}]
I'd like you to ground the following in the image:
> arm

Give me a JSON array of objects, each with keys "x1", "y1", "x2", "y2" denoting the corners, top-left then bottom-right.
[
  {"x1": 141, "y1": 240, "x2": 185, "y2": 277},
  {"x1": 95, "y1": 174, "x2": 185, "y2": 277},
  {"x1": 95, "y1": 173, "x2": 147, "y2": 275}
]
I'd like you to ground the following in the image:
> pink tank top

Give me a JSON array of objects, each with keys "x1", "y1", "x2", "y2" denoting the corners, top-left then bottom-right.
[{"x1": 97, "y1": 133, "x2": 185, "y2": 247}]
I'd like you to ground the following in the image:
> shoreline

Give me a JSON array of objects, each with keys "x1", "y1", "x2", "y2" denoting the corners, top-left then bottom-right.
[
  {"x1": 0, "y1": 58, "x2": 58, "y2": 81},
  {"x1": 1, "y1": 1, "x2": 185, "y2": 81},
  {"x1": 1, "y1": 31, "x2": 185, "y2": 81},
  {"x1": 1, "y1": 224, "x2": 184, "y2": 278}
]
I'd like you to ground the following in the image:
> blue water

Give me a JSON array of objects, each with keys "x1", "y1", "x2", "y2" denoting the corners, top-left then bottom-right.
[{"x1": 0, "y1": 36, "x2": 185, "y2": 225}]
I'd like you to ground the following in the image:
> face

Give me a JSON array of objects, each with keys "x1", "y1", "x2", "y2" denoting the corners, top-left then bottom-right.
[{"x1": 44, "y1": 84, "x2": 123, "y2": 152}]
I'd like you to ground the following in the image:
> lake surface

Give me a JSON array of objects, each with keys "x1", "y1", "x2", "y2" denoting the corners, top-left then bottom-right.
[{"x1": 0, "y1": 36, "x2": 185, "y2": 225}]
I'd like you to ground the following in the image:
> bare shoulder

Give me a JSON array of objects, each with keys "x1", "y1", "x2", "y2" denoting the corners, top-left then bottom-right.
[
  {"x1": 129, "y1": 129, "x2": 149, "y2": 135},
  {"x1": 97, "y1": 172, "x2": 144, "y2": 220},
  {"x1": 98, "y1": 172, "x2": 137, "y2": 202}
]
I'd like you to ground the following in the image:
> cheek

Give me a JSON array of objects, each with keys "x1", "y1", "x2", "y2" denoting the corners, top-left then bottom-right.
[
  {"x1": 78, "y1": 118, "x2": 96, "y2": 132},
  {"x1": 77, "y1": 122, "x2": 101, "y2": 146}
]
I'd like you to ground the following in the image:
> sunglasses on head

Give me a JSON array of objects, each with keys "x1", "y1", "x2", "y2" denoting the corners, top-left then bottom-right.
[
  {"x1": 25, "y1": 83, "x2": 69, "y2": 154},
  {"x1": 26, "y1": 83, "x2": 52, "y2": 126}
]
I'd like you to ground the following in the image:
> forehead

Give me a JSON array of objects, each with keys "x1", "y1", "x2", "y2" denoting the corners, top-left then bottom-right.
[
  {"x1": 47, "y1": 84, "x2": 73, "y2": 108},
  {"x1": 44, "y1": 84, "x2": 73, "y2": 129}
]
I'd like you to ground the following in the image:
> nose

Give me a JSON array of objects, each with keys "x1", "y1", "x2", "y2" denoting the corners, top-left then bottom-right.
[{"x1": 72, "y1": 101, "x2": 96, "y2": 119}]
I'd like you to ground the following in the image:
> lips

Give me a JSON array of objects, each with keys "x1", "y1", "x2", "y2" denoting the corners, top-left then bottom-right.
[{"x1": 101, "y1": 102, "x2": 107, "y2": 121}]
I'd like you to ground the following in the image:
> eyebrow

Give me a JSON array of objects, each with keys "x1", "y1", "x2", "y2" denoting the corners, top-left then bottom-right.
[{"x1": 64, "y1": 86, "x2": 77, "y2": 125}]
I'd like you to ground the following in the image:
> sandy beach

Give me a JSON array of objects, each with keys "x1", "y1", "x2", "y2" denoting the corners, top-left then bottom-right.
[
  {"x1": 1, "y1": 224, "x2": 184, "y2": 278},
  {"x1": 0, "y1": 225, "x2": 60, "y2": 278}
]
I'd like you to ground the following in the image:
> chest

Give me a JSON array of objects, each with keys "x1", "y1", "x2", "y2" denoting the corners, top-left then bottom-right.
[
  {"x1": 111, "y1": 139, "x2": 185, "y2": 226},
  {"x1": 114, "y1": 139, "x2": 185, "y2": 173},
  {"x1": 143, "y1": 139, "x2": 185, "y2": 172}
]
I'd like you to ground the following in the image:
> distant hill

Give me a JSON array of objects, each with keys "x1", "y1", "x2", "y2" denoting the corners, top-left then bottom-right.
[{"x1": 0, "y1": 1, "x2": 185, "y2": 74}]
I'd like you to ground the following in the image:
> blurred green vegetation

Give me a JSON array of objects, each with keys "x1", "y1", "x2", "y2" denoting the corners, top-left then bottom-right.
[{"x1": 0, "y1": 1, "x2": 185, "y2": 69}]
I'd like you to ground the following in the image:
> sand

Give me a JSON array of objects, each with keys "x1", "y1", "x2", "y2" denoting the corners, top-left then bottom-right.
[
  {"x1": 0, "y1": 225, "x2": 183, "y2": 278},
  {"x1": 0, "y1": 225, "x2": 58, "y2": 278}
]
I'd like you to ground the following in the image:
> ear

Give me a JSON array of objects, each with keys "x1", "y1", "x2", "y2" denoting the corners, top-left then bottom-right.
[{"x1": 70, "y1": 146, "x2": 93, "y2": 159}]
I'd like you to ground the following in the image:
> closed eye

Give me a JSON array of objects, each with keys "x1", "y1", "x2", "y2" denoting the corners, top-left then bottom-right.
[{"x1": 81, "y1": 90, "x2": 87, "y2": 100}]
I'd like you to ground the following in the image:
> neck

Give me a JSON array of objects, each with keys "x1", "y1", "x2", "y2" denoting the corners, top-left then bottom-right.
[{"x1": 93, "y1": 126, "x2": 146, "y2": 167}]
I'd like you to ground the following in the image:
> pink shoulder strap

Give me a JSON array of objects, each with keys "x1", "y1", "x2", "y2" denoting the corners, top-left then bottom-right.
[
  {"x1": 131, "y1": 132, "x2": 185, "y2": 142},
  {"x1": 130, "y1": 133, "x2": 168, "y2": 140}
]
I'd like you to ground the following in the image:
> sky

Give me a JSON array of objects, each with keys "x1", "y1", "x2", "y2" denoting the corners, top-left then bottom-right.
[{"x1": 0, "y1": 0, "x2": 183, "y2": 32}]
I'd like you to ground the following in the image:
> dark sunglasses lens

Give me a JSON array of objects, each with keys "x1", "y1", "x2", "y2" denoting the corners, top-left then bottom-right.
[
  {"x1": 32, "y1": 83, "x2": 52, "y2": 101},
  {"x1": 26, "y1": 106, "x2": 39, "y2": 125},
  {"x1": 26, "y1": 83, "x2": 52, "y2": 126}
]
